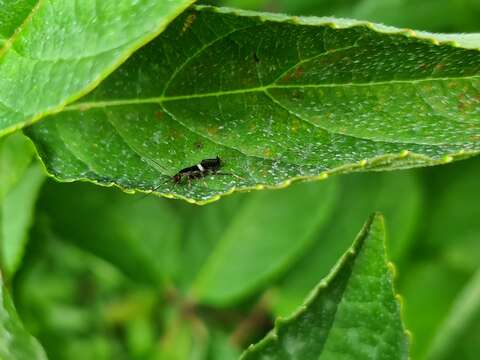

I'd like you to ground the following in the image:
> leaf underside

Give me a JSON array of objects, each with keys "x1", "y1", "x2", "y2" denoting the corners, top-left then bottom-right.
[
  {"x1": 241, "y1": 213, "x2": 409, "y2": 360},
  {"x1": 26, "y1": 6, "x2": 480, "y2": 203}
]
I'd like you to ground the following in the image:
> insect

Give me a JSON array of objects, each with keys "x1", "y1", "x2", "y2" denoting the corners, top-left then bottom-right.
[
  {"x1": 173, "y1": 156, "x2": 224, "y2": 184},
  {"x1": 142, "y1": 156, "x2": 241, "y2": 194}
]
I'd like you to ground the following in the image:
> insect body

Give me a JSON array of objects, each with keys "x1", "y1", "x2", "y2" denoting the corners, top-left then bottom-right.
[
  {"x1": 139, "y1": 156, "x2": 241, "y2": 200},
  {"x1": 173, "y1": 156, "x2": 223, "y2": 184}
]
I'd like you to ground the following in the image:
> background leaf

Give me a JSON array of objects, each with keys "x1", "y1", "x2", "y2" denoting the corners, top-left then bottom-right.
[
  {"x1": 15, "y1": 219, "x2": 149, "y2": 360},
  {"x1": 0, "y1": 273, "x2": 46, "y2": 360},
  {"x1": 271, "y1": 170, "x2": 421, "y2": 317},
  {"x1": 396, "y1": 155, "x2": 480, "y2": 359},
  {"x1": 220, "y1": 0, "x2": 480, "y2": 33},
  {"x1": 191, "y1": 179, "x2": 337, "y2": 306},
  {"x1": 39, "y1": 182, "x2": 182, "y2": 286},
  {"x1": 426, "y1": 267, "x2": 480, "y2": 360},
  {"x1": 0, "y1": 0, "x2": 195, "y2": 136},
  {"x1": 0, "y1": 133, "x2": 45, "y2": 279},
  {"x1": 26, "y1": 5, "x2": 480, "y2": 203},
  {"x1": 1, "y1": 163, "x2": 45, "y2": 279},
  {"x1": 242, "y1": 214, "x2": 409, "y2": 359},
  {"x1": 0, "y1": 133, "x2": 34, "y2": 200}
]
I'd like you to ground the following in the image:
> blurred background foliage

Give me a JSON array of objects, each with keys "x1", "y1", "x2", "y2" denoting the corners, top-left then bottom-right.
[{"x1": 3, "y1": 0, "x2": 480, "y2": 359}]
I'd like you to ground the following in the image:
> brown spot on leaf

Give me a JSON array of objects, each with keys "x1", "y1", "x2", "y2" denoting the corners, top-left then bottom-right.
[
  {"x1": 207, "y1": 127, "x2": 219, "y2": 136},
  {"x1": 294, "y1": 66, "x2": 304, "y2": 79}
]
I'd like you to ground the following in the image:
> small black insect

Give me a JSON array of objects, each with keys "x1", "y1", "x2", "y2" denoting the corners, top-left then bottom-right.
[
  {"x1": 142, "y1": 156, "x2": 241, "y2": 195},
  {"x1": 172, "y1": 156, "x2": 224, "y2": 184}
]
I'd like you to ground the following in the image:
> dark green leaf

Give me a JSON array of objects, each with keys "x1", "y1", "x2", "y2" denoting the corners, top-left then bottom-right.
[
  {"x1": 26, "y1": 6, "x2": 480, "y2": 203},
  {"x1": 0, "y1": 0, "x2": 195, "y2": 136},
  {"x1": 241, "y1": 214, "x2": 409, "y2": 359}
]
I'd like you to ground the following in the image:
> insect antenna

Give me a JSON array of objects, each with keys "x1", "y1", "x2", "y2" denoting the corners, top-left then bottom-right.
[{"x1": 133, "y1": 156, "x2": 172, "y2": 202}]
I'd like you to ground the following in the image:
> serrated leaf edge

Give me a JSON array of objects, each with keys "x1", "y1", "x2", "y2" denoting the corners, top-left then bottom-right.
[{"x1": 239, "y1": 213, "x2": 410, "y2": 359}]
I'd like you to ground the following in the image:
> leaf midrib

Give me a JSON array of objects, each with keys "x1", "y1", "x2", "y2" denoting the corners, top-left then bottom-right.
[
  {"x1": 66, "y1": 73, "x2": 480, "y2": 111},
  {"x1": 0, "y1": 0, "x2": 42, "y2": 58},
  {"x1": 61, "y1": 73, "x2": 479, "y2": 149}
]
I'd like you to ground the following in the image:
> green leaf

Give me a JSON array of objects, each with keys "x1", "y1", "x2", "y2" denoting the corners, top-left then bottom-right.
[
  {"x1": 424, "y1": 156, "x2": 480, "y2": 273},
  {"x1": 26, "y1": 6, "x2": 480, "y2": 203},
  {"x1": 399, "y1": 261, "x2": 467, "y2": 359},
  {"x1": 0, "y1": 133, "x2": 45, "y2": 278},
  {"x1": 0, "y1": 133, "x2": 34, "y2": 200},
  {"x1": 271, "y1": 170, "x2": 421, "y2": 317},
  {"x1": 15, "y1": 221, "x2": 141, "y2": 360},
  {"x1": 426, "y1": 266, "x2": 480, "y2": 360},
  {"x1": 39, "y1": 181, "x2": 182, "y2": 286},
  {"x1": 174, "y1": 189, "x2": 247, "y2": 289},
  {"x1": 0, "y1": 273, "x2": 47, "y2": 360},
  {"x1": 154, "y1": 308, "x2": 210, "y2": 360},
  {"x1": 254, "y1": 0, "x2": 480, "y2": 33},
  {"x1": 1, "y1": 162, "x2": 45, "y2": 278},
  {"x1": 191, "y1": 180, "x2": 337, "y2": 306},
  {"x1": 241, "y1": 213, "x2": 409, "y2": 359},
  {"x1": 0, "y1": 0, "x2": 195, "y2": 137},
  {"x1": 348, "y1": 0, "x2": 480, "y2": 33}
]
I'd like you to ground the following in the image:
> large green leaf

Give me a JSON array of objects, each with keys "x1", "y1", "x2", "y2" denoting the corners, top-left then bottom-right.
[
  {"x1": 0, "y1": 0, "x2": 195, "y2": 137},
  {"x1": 26, "y1": 6, "x2": 480, "y2": 203},
  {"x1": 0, "y1": 273, "x2": 47, "y2": 360},
  {"x1": 241, "y1": 213, "x2": 409, "y2": 359}
]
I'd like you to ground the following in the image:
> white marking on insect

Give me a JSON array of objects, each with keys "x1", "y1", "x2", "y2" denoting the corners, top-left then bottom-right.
[{"x1": 197, "y1": 163, "x2": 205, "y2": 172}]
